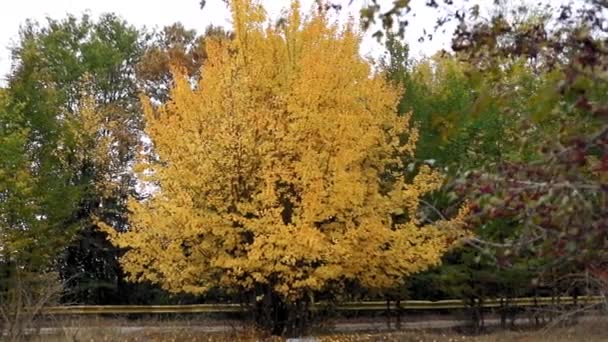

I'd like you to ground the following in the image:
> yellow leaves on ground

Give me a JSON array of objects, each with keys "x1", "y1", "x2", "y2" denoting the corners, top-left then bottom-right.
[{"x1": 108, "y1": 0, "x2": 466, "y2": 301}]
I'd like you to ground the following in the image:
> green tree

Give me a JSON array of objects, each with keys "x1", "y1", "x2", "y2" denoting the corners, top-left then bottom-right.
[
  {"x1": 5, "y1": 13, "x2": 148, "y2": 304},
  {"x1": 382, "y1": 35, "x2": 544, "y2": 330},
  {"x1": 447, "y1": 0, "x2": 608, "y2": 301},
  {"x1": 0, "y1": 89, "x2": 40, "y2": 268}
]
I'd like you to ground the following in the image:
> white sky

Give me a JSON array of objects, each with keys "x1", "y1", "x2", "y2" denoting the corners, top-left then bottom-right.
[{"x1": 0, "y1": 0, "x2": 454, "y2": 84}]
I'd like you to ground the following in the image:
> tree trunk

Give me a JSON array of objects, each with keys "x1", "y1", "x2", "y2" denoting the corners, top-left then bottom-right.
[{"x1": 253, "y1": 285, "x2": 310, "y2": 337}]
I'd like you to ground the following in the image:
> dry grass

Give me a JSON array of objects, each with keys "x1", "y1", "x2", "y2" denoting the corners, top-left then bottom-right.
[
  {"x1": 17, "y1": 318, "x2": 608, "y2": 341},
  {"x1": 25, "y1": 325, "x2": 281, "y2": 342},
  {"x1": 318, "y1": 320, "x2": 608, "y2": 342}
]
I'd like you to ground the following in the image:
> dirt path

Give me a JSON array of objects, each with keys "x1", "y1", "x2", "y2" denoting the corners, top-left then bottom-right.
[{"x1": 29, "y1": 315, "x2": 605, "y2": 336}]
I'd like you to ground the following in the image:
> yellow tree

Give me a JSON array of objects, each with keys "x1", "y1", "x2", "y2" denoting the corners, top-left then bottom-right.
[{"x1": 104, "y1": 0, "x2": 466, "y2": 334}]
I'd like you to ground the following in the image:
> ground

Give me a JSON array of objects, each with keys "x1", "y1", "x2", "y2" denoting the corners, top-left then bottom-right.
[{"x1": 16, "y1": 317, "x2": 608, "y2": 341}]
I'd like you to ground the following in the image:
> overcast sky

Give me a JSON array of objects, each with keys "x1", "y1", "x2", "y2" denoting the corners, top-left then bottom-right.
[{"x1": 0, "y1": 0, "x2": 456, "y2": 84}]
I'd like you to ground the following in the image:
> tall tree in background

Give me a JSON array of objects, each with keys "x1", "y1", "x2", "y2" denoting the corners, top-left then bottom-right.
[
  {"x1": 382, "y1": 38, "x2": 540, "y2": 328},
  {"x1": 454, "y1": 4, "x2": 608, "y2": 300},
  {"x1": 137, "y1": 23, "x2": 231, "y2": 103},
  {"x1": 104, "y1": 0, "x2": 467, "y2": 335},
  {"x1": 5, "y1": 13, "x2": 147, "y2": 304},
  {"x1": 377, "y1": 0, "x2": 608, "y2": 307},
  {"x1": 0, "y1": 88, "x2": 42, "y2": 273}
]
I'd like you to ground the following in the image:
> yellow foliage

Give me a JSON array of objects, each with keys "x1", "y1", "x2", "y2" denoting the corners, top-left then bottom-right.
[
  {"x1": 64, "y1": 94, "x2": 121, "y2": 198},
  {"x1": 105, "y1": 0, "x2": 466, "y2": 301}
]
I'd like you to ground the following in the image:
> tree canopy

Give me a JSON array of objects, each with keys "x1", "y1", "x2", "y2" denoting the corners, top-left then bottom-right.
[{"x1": 105, "y1": 0, "x2": 466, "y2": 305}]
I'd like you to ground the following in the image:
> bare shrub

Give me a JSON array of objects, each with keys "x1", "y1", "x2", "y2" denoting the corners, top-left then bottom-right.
[{"x1": 0, "y1": 268, "x2": 63, "y2": 341}]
